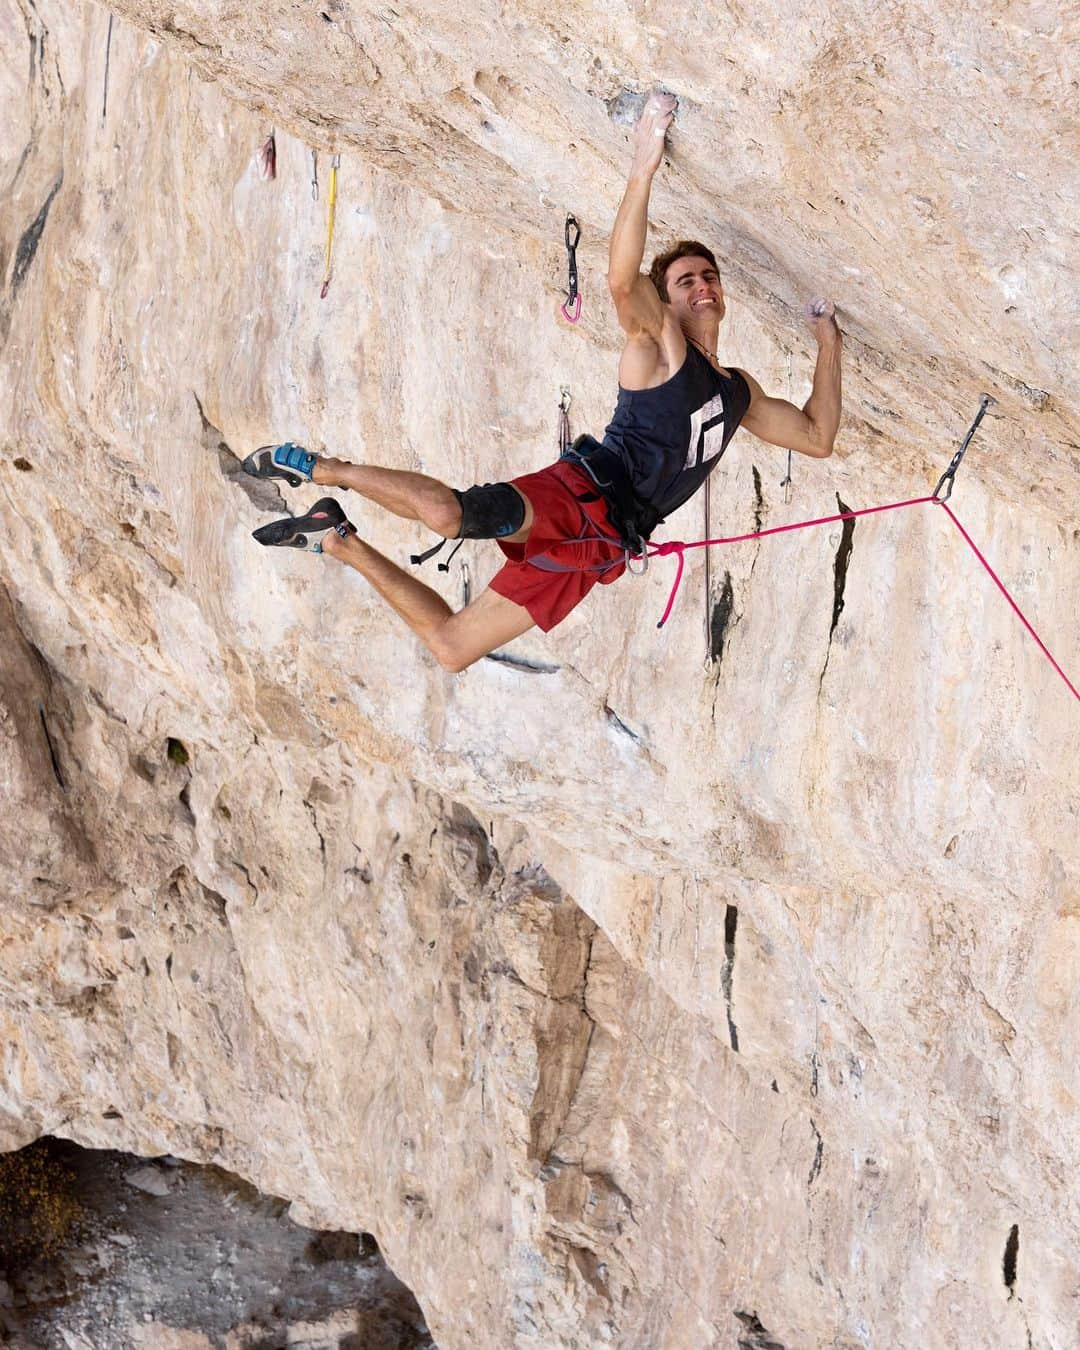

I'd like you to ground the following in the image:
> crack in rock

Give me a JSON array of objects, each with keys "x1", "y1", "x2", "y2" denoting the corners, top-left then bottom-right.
[
  {"x1": 709, "y1": 571, "x2": 736, "y2": 665},
  {"x1": 1003, "y1": 1223, "x2": 1019, "y2": 1296},
  {"x1": 484, "y1": 650, "x2": 561, "y2": 675},
  {"x1": 10, "y1": 174, "x2": 63, "y2": 294},
  {"x1": 721, "y1": 903, "x2": 739, "y2": 1051},
  {"x1": 819, "y1": 491, "x2": 855, "y2": 688},
  {"x1": 193, "y1": 393, "x2": 286, "y2": 513}
]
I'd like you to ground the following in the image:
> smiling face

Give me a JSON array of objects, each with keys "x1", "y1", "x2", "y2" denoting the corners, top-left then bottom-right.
[{"x1": 663, "y1": 255, "x2": 726, "y2": 327}]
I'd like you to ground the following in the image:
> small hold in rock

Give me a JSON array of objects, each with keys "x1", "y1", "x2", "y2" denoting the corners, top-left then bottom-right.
[
  {"x1": 13, "y1": 458, "x2": 32, "y2": 471},
  {"x1": 166, "y1": 737, "x2": 189, "y2": 766},
  {"x1": 734, "y1": 1309, "x2": 786, "y2": 1349}
]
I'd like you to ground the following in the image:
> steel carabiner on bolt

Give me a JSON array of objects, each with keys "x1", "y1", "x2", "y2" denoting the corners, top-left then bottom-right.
[
  {"x1": 558, "y1": 385, "x2": 573, "y2": 455},
  {"x1": 933, "y1": 394, "x2": 996, "y2": 502}
]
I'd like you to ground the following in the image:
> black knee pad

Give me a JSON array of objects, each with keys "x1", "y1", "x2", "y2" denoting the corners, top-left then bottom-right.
[{"x1": 453, "y1": 482, "x2": 526, "y2": 540}]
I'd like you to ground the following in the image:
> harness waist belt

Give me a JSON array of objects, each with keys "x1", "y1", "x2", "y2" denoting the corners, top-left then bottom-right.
[{"x1": 560, "y1": 434, "x2": 661, "y2": 553}]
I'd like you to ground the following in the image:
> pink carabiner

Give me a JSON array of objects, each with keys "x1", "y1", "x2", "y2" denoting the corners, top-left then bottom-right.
[{"x1": 561, "y1": 293, "x2": 582, "y2": 324}]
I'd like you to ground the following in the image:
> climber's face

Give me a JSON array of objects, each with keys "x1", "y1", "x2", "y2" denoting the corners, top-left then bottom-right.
[{"x1": 665, "y1": 257, "x2": 726, "y2": 326}]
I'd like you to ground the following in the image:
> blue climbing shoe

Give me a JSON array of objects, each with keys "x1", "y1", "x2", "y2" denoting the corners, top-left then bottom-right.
[
  {"x1": 242, "y1": 441, "x2": 317, "y2": 488},
  {"x1": 252, "y1": 498, "x2": 355, "y2": 553}
]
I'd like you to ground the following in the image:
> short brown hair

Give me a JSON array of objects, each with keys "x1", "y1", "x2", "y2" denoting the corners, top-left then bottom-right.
[{"x1": 649, "y1": 241, "x2": 720, "y2": 302}]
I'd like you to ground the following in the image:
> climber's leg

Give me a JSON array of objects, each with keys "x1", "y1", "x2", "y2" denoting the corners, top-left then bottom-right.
[
  {"x1": 314, "y1": 457, "x2": 534, "y2": 543},
  {"x1": 321, "y1": 527, "x2": 535, "y2": 672}
]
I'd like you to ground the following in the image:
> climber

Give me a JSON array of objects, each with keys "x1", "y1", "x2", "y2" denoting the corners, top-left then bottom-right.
[{"x1": 247, "y1": 93, "x2": 843, "y2": 671}]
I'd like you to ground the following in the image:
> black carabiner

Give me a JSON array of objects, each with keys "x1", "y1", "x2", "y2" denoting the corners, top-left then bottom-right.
[
  {"x1": 562, "y1": 214, "x2": 582, "y2": 322},
  {"x1": 565, "y1": 213, "x2": 581, "y2": 255}
]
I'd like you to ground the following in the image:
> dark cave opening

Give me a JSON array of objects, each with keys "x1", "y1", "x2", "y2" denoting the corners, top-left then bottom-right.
[{"x1": 0, "y1": 1136, "x2": 434, "y2": 1348}]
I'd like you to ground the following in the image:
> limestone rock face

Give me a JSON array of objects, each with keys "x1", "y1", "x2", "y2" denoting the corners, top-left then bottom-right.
[{"x1": 1, "y1": 0, "x2": 1078, "y2": 1345}]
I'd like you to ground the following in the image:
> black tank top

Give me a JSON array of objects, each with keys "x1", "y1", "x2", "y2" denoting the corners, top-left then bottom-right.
[{"x1": 600, "y1": 344, "x2": 751, "y2": 519}]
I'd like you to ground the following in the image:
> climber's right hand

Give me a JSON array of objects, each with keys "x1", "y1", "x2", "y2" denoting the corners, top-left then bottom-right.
[{"x1": 631, "y1": 92, "x2": 677, "y2": 177}]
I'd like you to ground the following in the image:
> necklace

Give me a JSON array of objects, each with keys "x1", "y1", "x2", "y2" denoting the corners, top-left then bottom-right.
[
  {"x1": 687, "y1": 333, "x2": 729, "y2": 374},
  {"x1": 686, "y1": 334, "x2": 718, "y2": 362}
]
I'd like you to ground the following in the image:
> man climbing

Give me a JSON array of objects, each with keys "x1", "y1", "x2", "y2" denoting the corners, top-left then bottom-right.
[{"x1": 247, "y1": 93, "x2": 843, "y2": 671}]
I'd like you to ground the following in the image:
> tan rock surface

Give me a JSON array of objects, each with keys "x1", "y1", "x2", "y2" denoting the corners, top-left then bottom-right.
[{"x1": 1, "y1": 0, "x2": 1078, "y2": 1345}]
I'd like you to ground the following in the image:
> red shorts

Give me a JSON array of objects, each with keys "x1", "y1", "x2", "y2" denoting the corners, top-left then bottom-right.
[{"x1": 487, "y1": 460, "x2": 627, "y2": 632}]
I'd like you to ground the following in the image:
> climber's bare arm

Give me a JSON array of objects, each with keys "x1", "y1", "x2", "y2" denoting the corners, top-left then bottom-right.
[
  {"x1": 607, "y1": 94, "x2": 677, "y2": 342},
  {"x1": 738, "y1": 303, "x2": 843, "y2": 458}
]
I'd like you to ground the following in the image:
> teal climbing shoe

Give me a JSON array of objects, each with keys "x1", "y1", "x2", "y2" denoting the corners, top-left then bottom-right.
[{"x1": 243, "y1": 441, "x2": 317, "y2": 488}]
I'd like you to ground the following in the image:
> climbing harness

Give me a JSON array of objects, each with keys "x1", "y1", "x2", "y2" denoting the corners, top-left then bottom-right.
[
  {"x1": 320, "y1": 153, "x2": 340, "y2": 299},
  {"x1": 561, "y1": 215, "x2": 582, "y2": 323},
  {"x1": 257, "y1": 131, "x2": 277, "y2": 181},
  {"x1": 311, "y1": 150, "x2": 320, "y2": 201},
  {"x1": 523, "y1": 511, "x2": 629, "y2": 579},
  {"x1": 558, "y1": 386, "x2": 573, "y2": 456},
  {"x1": 554, "y1": 435, "x2": 653, "y2": 576}
]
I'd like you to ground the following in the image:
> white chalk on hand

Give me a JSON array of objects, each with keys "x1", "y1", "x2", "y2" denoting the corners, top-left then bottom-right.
[{"x1": 653, "y1": 127, "x2": 666, "y2": 136}]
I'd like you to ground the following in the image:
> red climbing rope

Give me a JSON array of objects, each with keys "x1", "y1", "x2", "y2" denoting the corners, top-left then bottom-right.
[
  {"x1": 936, "y1": 502, "x2": 1079, "y2": 701},
  {"x1": 646, "y1": 495, "x2": 1078, "y2": 702},
  {"x1": 648, "y1": 496, "x2": 936, "y2": 627}
]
